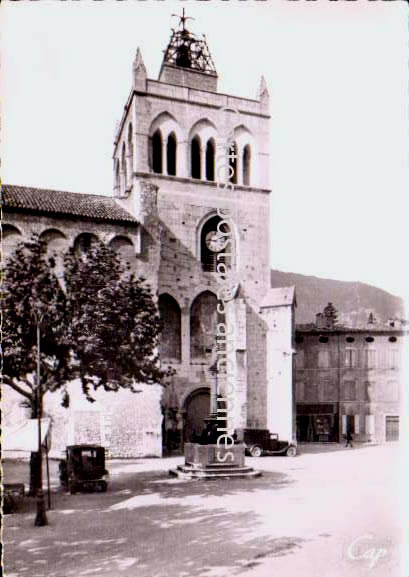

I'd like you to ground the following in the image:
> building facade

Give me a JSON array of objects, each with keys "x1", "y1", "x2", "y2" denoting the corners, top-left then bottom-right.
[
  {"x1": 295, "y1": 311, "x2": 405, "y2": 444},
  {"x1": 3, "y1": 18, "x2": 296, "y2": 457}
]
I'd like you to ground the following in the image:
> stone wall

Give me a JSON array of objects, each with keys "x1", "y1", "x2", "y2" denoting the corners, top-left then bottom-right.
[
  {"x1": 3, "y1": 209, "x2": 163, "y2": 458},
  {"x1": 158, "y1": 64, "x2": 218, "y2": 92}
]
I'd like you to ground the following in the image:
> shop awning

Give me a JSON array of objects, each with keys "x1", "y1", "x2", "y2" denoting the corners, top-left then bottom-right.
[{"x1": 2, "y1": 419, "x2": 51, "y2": 452}]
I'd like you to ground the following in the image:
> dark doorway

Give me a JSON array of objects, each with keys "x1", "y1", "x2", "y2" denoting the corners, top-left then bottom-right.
[
  {"x1": 296, "y1": 405, "x2": 339, "y2": 442},
  {"x1": 346, "y1": 415, "x2": 354, "y2": 435},
  {"x1": 385, "y1": 416, "x2": 399, "y2": 441}
]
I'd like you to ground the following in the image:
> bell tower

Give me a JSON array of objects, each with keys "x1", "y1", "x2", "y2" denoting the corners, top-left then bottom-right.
[{"x1": 112, "y1": 13, "x2": 295, "y2": 446}]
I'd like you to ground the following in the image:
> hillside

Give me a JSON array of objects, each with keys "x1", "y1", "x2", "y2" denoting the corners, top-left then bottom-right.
[{"x1": 270, "y1": 270, "x2": 405, "y2": 327}]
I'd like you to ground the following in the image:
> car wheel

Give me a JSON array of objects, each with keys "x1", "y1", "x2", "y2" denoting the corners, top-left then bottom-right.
[
  {"x1": 99, "y1": 481, "x2": 108, "y2": 492},
  {"x1": 69, "y1": 481, "x2": 77, "y2": 495},
  {"x1": 286, "y1": 446, "x2": 297, "y2": 457},
  {"x1": 250, "y1": 445, "x2": 263, "y2": 457}
]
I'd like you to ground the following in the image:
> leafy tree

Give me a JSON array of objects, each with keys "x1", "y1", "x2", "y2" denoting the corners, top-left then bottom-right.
[
  {"x1": 63, "y1": 240, "x2": 167, "y2": 400},
  {"x1": 3, "y1": 236, "x2": 169, "y2": 494},
  {"x1": 323, "y1": 302, "x2": 338, "y2": 328},
  {"x1": 3, "y1": 237, "x2": 71, "y2": 494}
]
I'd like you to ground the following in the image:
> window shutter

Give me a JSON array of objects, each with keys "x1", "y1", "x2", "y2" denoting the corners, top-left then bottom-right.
[
  {"x1": 354, "y1": 415, "x2": 360, "y2": 434},
  {"x1": 342, "y1": 415, "x2": 347, "y2": 435},
  {"x1": 345, "y1": 350, "x2": 349, "y2": 368},
  {"x1": 365, "y1": 415, "x2": 375, "y2": 435}
]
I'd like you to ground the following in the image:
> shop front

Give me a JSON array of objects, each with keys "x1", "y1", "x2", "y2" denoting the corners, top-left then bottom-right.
[{"x1": 296, "y1": 404, "x2": 339, "y2": 442}]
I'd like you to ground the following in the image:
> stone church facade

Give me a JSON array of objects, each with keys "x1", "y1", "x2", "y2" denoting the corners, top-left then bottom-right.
[{"x1": 3, "y1": 19, "x2": 296, "y2": 458}]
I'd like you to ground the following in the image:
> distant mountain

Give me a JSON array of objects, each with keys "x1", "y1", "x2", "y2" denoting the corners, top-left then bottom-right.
[{"x1": 270, "y1": 270, "x2": 405, "y2": 327}]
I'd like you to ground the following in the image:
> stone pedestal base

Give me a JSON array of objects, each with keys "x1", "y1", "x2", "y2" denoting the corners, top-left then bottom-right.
[{"x1": 169, "y1": 443, "x2": 261, "y2": 479}]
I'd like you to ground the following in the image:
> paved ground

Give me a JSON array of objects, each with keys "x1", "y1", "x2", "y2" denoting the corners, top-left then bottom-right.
[{"x1": 3, "y1": 443, "x2": 406, "y2": 577}]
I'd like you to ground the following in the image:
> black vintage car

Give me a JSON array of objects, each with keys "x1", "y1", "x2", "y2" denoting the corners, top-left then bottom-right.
[
  {"x1": 237, "y1": 429, "x2": 297, "y2": 457},
  {"x1": 59, "y1": 445, "x2": 109, "y2": 494}
]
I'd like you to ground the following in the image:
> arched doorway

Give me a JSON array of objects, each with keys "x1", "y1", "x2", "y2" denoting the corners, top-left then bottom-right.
[{"x1": 183, "y1": 387, "x2": 211, "y2": 442}]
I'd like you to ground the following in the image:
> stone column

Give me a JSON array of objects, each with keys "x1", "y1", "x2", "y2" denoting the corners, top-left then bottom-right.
[
  {"x1": 235, "y1": 144, "x2": 242, "y2": 186},
  {"x1": 162, "y1": 138, "x2": 167, "y2": 176},
  {"x1": 181, "y1": 308, "x2": 191, "y2": 365},
  {"x1": 260, "y1": 302, "x2": 295, "y2": 441},
  {"x1": 135, "y1": 131, "x2": 149, "y2": 172},
  {"x1": 127, "y1": 151, "x2": 133, "y2": 190},
  {"x1": 177, "y1": 140, "x2": 188, "y2": 178},
  {"x1": 200, "y1": 144, "x2": 205, "y2": 181},
  {"x1": 231, "y1": 298, "x2": 247, "y2": 430},
  {"x1": 216, "y1": 298, "x2": 247, "y2": 434}
]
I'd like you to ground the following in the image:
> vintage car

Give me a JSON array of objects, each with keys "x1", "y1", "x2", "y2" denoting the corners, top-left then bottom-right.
[
  {"x1": 237, "y1": 429, "x2": 297, "y2": 457},
  {"x1": 2, "y1": 483, "x2": 25, "y2": 514},
  {"x1": 59, "y1": 444, "x2": 109, "y2": 494}
]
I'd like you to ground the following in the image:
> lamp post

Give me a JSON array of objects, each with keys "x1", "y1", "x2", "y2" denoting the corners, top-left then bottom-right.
[{"x1": 34, "y1": 318, "x2": 48, "y2": 527}]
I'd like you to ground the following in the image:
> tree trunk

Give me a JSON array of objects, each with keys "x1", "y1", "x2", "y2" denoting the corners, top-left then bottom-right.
[
  {"x1": 29, "y1": 452, "x2": 41, "y2": 496},
  {"x1": 28, "y1": 404, "x2": 41, "y2": 497}
]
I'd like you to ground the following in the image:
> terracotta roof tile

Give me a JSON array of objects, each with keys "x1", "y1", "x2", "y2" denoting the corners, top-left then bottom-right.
[{"x1": 2, "y1": 184, "x2": 137, "y2": 224}]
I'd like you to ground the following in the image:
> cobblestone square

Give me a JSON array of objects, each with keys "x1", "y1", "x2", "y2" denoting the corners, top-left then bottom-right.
[{"x1": 4, "y1": 443, "x2": 405, "y2": 577}]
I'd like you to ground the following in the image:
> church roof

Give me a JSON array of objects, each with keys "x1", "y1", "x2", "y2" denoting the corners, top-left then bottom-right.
[
  {"x1": 2, "y1": 184, "x2": 137, "y2": 224},
  {"x1": 261, "y1": 286, "x2": 296, "y2": 308}
]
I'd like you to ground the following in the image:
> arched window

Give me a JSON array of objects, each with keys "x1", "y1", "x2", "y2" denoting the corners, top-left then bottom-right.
[
  {"x1": 109, "y1": 235, "x2": 135, "y2": 264},
  {"x1": 127, "y1": 123, "x2": 133, "y2": 178},
  {"x1": 229, "y1": 142, "x2": 237, "y2": 184},
  {"x1": 190, "y1": 291, "x2": 218, "y2": 361},
  {"x1": 74, "y1": 233, "x2": 98, "y2": 257},
  {"x1": 167, "y1": 133, "x2": 177, "y2": 176},
  {"x1": 159, "y1": 294, "x2": 181, "y2": 362},
  {"x1": 114, "y1": 159, "x2": 120, "y2": 195},
  {"x1": 205, "y1": 139, "x2": 215, "y2": 181},
  {"x1": 191, "y1": 136, "x2": 201, "y2": 179},
  {"x1": 200, "y1": 215, "x2": 232, "y2": 272},
  {"x1": 39, "y1": 229, "x2": 67, "y2": 254},
  {"x1": 242, "y1": 144, "x2": 251, "y2": 185},
  {"x1": 121, "y1": 143, "x2": 127, "y2": 192},
  {"x1": 152, "y1": 130, "x2": 162, "y2": 174},
  {"x1": 3, "y1": 224, "x2": 23, "y2": 257}
]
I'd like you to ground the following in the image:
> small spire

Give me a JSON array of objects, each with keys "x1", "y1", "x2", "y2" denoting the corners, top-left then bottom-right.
[
  {"x1": 258, "y1": 75, "x2": 269, "y2": 102},
  {"x1": 133, "y1": 47, "x2": 146, "y2": 74},
  {"x1": 133, "y1": 47, "x2": 147, "y2": 91}
]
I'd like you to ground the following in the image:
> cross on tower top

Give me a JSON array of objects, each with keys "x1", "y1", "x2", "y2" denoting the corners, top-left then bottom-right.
[{"x1": 172, "y1": 8, "x2": 194, "y2": 33}]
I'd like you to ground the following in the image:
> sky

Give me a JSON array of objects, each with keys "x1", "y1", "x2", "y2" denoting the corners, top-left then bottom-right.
[{"x1": 1, "y1": 0, "x2": 408, "y2": 300}]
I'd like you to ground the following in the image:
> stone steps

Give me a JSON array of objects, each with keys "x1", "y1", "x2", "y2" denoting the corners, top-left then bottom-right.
[
  {"x1": 169, "y1": 463, "x2": 261, "y2": 479},
  {"x1": 185, "y1": 461, "x2": 246, "y2": 470}
]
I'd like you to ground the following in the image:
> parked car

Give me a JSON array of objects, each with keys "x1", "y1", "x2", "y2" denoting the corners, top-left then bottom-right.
[
  {"x1": 59, "y1": 445, "x2": 109, "y2": 494},
  {"x1": 2, "y1": 483, "x2": 25, "y2": 514},
  {"x1": 237, "y1": 429, "x2": 297, "y2": 457}
]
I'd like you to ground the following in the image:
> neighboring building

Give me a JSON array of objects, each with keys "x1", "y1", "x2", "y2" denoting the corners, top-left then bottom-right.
[
  {"x1": 3, "y1": 16, "x2": 296, "y2": 457},
  {"x1": 295, "y1": 307, "x2": 406, "y2": 444}
]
